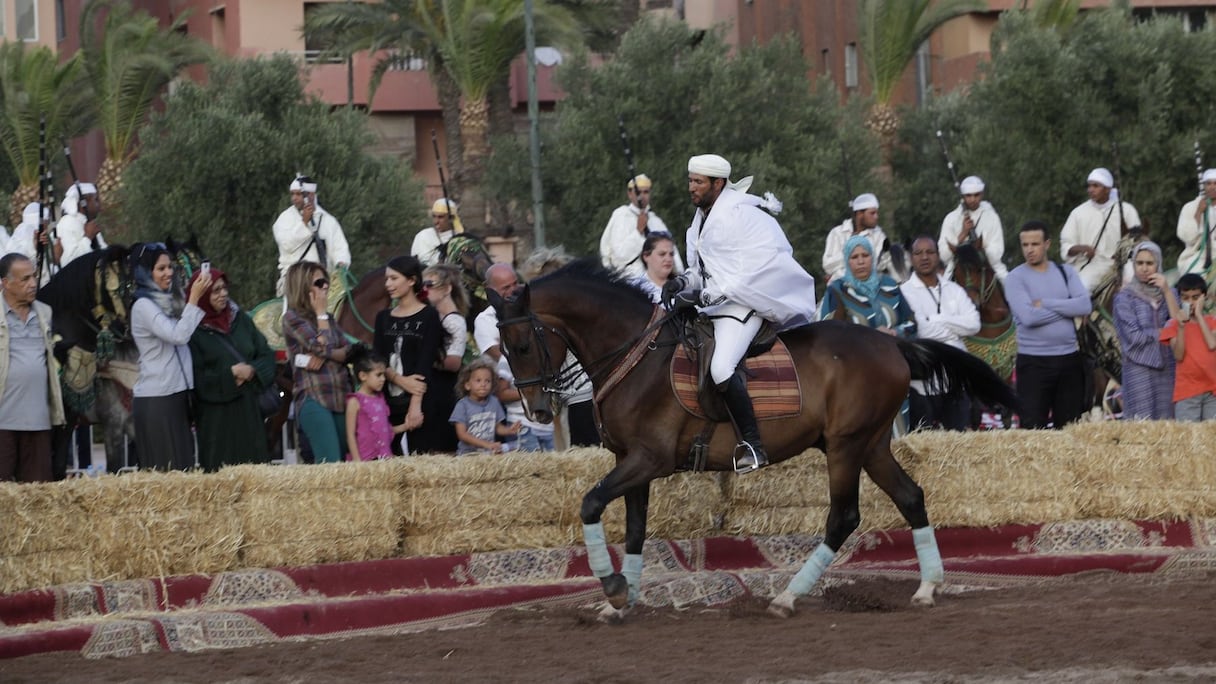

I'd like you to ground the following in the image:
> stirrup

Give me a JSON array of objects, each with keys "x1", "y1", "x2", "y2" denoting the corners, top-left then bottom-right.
[{"x1": 732, "y1": 441, "x2": 768, "y2": 474}]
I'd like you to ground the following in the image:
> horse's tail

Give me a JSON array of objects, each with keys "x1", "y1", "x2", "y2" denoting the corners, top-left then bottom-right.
[{"x1": 896, "y1": 338, "x2": 1020, "y2": 412}]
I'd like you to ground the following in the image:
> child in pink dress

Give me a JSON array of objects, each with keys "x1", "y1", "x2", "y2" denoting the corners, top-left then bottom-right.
[{"x1": 345, "y1": 347, "x2": 407, "y2": 461}]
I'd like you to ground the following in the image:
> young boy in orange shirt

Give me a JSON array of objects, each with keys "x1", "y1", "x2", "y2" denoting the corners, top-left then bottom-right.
[{"x1": 1159, "y1": 274, "x2": 1216, "y2": 420}]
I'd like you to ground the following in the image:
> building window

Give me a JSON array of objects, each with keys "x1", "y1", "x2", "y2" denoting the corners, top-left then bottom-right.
[
  {"x1": 56, "y1": 0, "x2": 66, "y2": 41},
  {"x1": 844, "y1": 43, "x2": 858, "y2": 90},
  {"x1": 17, "y1": 0, "x2": 37, "y2": 41},
  {"x1": 303, "y1": 3, "x2": 345, "y2": 64}
]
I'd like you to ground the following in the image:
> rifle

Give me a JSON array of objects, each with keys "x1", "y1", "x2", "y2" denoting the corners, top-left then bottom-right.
[
  {"x1": 61, "y1": 136, "x2": 83, "y2": 210},
  {"x1": 35, "y1": 116, "x2": 56, "y2": 281},
  {"x1": 1111, "y1": 142, "x2": 1137, "y2": 237},
  {"x1": 430, "y1": 129, "x2": 454, "y2": 221},
  {"x1": 617, "y1": 116, "x2": 643, "y2": 209},
  {"x1": 937, "y1": 129, "x2": 976, "y2": 244},
  {"x1": 1196, "y1": 141, "x2": 1211, "y2": 270}
]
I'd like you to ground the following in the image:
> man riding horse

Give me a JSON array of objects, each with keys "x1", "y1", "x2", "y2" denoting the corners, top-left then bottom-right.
[{"x1": 662, "y1": 154, "x2": 817, "y2": 472}]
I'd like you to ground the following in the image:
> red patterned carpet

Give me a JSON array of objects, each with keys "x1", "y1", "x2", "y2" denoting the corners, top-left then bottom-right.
[{"x1": 3, "y1": 518, "x2": 1214, "y2": 660}]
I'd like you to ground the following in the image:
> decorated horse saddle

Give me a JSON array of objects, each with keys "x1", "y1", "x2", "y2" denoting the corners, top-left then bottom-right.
[{"x1": 669, "y1": 315, "x2": 801, "y2": 423}]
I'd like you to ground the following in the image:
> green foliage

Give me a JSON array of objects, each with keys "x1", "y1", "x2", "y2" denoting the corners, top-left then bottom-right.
[
  {"x1": 80, "y1": 0, "x2": 212, "y2": 162},
  {"x1": 0, "y1": 42, "x2": 91, "y2": 185},
  {"x1": 893, "y1": 9, "x2": 1216, "y2": 266},
  {"x1": 859, "y1": 0, "x2": 983, "y2": 105},
  {"x1": 119, "y1": 55, "x2": 424, "y2": 306},
  {"x1": 485, "y1": 17, "x2": 879, "y2": 278}
]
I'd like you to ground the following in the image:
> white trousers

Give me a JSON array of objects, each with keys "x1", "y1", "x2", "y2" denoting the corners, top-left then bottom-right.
[{"x1": 706, "y1": 302, "x2": 763, "y2": 385}]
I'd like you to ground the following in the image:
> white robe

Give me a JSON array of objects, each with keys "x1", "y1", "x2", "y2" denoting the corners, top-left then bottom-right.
[
  {"x1": 822, "y1": 219, "x2": 890, "y2": 283},
  {"x1": 273, "y1": 204, "x2": 351, "y2": 294},
  {"x1": 684, "y1": 187, "x2": 816, "y2": 329},
  {"x1": 1175, "y1": 196, "x2": 1216, "y2": 276},
  {"x1": 55, "y1": 213, "x2": 108, "y2": 269},
  {"x1": 1059, "y1": 199, "x2": 1141, "y2": 294},
  {"x1": 938, "y1": 201, "x2": 1007, "y2": 281},
  {"x1": 900, "y1": 275, "x2": 980, "y2": 394},
  {"x1": 599, "y1": 204, "x2": 684, "y2": 278},
  {"x1": 411, "y1": 226, "x2": 454, "y2": 267}
]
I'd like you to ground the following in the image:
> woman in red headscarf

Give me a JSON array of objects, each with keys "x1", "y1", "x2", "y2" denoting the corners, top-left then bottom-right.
[{"x1": 187, "y1": 266, "x2": 277, "y2": 471}]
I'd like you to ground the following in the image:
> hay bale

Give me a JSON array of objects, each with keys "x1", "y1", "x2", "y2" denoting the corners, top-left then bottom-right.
[
  {"x1": 1066, "y1": 421, "x2": 1216, "y2": 519},
  {"x1": 725, "y1": 449, "x2": 830, "y2": 508},
  {"x1": 234, "y1": 461, "x2": 403, "y2": 568},
  {"x1": 724, "y1": 506, "x2": 829, "y2": 536},
  {"x1": 402, "y1": 525, "x2": 579, "y2": 556},
  {"x1": 72, "y1": 470, "x2": 244, "y2": 582},
  {"x1": 897, "y1": 430, "x2": 1082, "y2": 527}
]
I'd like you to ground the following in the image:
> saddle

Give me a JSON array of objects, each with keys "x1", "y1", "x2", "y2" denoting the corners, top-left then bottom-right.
[{"x1": 669, "y1": 315, "x2": 800, "y2": 423}]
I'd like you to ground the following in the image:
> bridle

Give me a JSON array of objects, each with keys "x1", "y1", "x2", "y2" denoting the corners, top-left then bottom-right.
[
  {"x1": 956, "y1": 260, "x2": 1010, "y2": 329},
  {"x1": 496, "y1": 305, "x2": 677, "y2": 393}
]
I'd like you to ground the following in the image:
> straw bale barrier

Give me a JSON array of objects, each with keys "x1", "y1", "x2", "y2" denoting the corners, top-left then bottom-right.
[{"x1": 2, "y1": 424, "x2": 1216, "y2": 595}]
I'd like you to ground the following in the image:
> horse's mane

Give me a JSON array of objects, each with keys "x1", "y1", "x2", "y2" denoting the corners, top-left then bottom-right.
[
  {"x1": 37, "y1": 246, "x2": 130, "y2": 315},
  {"x1": 953, "y1": 242, "x2": 986, "y2": 271},
  {"x1": 531, "y1": 257, "x2": 654, "y2": 311}
]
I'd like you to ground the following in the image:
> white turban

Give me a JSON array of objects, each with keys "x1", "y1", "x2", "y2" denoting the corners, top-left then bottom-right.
[
  {"x1": 1087, "y1": 168, "x2": 1114, "y2": 188},
  {"x1": 851, "y1": 193, "x2": 879, "y2": 211},
  {"x1": 290, "y1": 176, "x2": 318, "y2": 193},
  {"x1": 960, "y1": 176, "x2": 985, "y2": 194},
  {"x1": 21, "y1": 202, "x2": 41, "y2": 227},
  {"x1": 61, "y1": 182, "x2": 98, "y2": 216},
  {"x1": 1201, "y1": 168, "x2": 1216, "y2": 184},
  {"x1": 688, "y1": 154, "x2": 731, "y2": 179}
]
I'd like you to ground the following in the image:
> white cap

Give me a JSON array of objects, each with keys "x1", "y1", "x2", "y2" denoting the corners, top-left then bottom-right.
[
  {"x1": 851, "y1": 193, "x2": 879, "y2": 211},
  {"x1": 688, "y1": 154, "x2": 731, "y2": 178},
  {"x1": 1087, "y1": 168, "x2": 1114, "y2": 188},
  {"x1": 960, "y1": 176, "x2": 984, "y2": 194},
  {"x1": 1201, "y1": 168, "x2": 1216, "y2": 184},
  {"x1": 290, "y1": 175, "x2": 318, "y2": 193}
]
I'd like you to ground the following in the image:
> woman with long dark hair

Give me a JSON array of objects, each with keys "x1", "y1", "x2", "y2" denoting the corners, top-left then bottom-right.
[{"x1": 130, "y1": 243, "x2": 211, "y2": 470}]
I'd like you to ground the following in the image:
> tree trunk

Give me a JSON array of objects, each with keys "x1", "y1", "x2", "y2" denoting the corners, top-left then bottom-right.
[
  {"x1": 486, "y1": 77, "x2": 515, "y2": 236},
  {"x1": 458, "y1": 96, "x2": 490, "y2": 236},
  {"x1": 435, "y1": 69, "x2": 464, "y2": 201},
  {"x1": 9, "y1": 183, "x2": 39, "y2": 228},
  {"x1": 96, "y1": 156, "x2": 130, "y2": 243}
]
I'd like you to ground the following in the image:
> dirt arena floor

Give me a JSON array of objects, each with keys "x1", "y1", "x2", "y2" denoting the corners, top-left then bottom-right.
[{"x1": 4, "y1": 573, "x2": 1215, "y2": 683}]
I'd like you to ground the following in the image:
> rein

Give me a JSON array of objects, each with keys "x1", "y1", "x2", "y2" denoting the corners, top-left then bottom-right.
[
  {"x1": 959, "y1": 264, "x2": 1011, "y2": 329},
  {"x1": 337, "y1": 267, "x2": 376, "y2": 333}
]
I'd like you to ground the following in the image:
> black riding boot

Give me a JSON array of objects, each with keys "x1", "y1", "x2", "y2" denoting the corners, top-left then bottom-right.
[{"x1": 717, "y1": 373, "x2": 768, "y2": 472}]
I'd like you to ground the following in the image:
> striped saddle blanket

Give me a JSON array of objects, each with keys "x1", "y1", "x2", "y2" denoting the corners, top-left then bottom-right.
[{"x1": 670, "y1": 338, "x2": 802, "y2": 421}]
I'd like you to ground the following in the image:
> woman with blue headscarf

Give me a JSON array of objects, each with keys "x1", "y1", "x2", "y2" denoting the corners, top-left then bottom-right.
[
  {"x1": 1113, "y1": 240, "x2": 1174, "y2": 419},
  {"x1": 130, "y1": 243, "x2": 212, "y2": 470},
  {"x1": 819, "y1": 235, "x2": 916, "y2": 337}
]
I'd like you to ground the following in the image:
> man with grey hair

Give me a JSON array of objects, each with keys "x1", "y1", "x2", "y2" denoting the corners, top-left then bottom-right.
[
  {"x1": 0, "y1": 253, "x2": 65, "y2": 482},
  {"x1": 665, "y1": 153, "x2": 816, "y2": 471}
]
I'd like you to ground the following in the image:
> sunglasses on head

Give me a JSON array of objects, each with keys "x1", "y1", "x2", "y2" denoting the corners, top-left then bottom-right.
[
  {"x1": 422, "y1": 280, "x2": 437, "y2": 288},
  {"x1": 138, "y1": 242, "x2": 167, "y2": 259},
  {"x1": 313, "y1": 278, "x2": 330, "y2": 289}
]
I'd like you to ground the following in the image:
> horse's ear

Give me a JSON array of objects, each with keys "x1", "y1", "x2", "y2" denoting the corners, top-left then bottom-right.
[{"x1": 487, "y1": 287, "x2": 505, "y2": 316}]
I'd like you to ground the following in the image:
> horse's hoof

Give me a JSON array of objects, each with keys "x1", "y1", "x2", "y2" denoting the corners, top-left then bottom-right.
[
  {"x1": 601, "y1": 573, "x2": 629, "y2": 610},
  {"x1": 910, "y1": 581, "x2": 937, "y2": 607},
  {"x1": 597, "y1": 603, "x2": 628, "y2": 624},
  {"x1": 767, "y1": 591, "x2": 796, "y2": 619}
]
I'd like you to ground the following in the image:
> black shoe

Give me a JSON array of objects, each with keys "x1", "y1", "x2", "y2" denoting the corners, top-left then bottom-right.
[{"x1": 718, "y1": 373, "x2": 769, "y2": 472}]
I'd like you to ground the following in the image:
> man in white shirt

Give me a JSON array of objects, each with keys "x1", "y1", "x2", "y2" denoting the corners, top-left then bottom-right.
[
  {"x1": 822, "y1": 193, "x2": 891, "y2": 283},
  {"x1": 473, "y1": 263, "x2": 520, "y2": 362},
  {"x1": 1176, "y1": 168, "x2": 1216, "y2": 277},
  {"x1": 54, "y1": 182, "x2": 106, "y2": 269},
  {"x1": 411, "y1": 198, "x2": 465, "y2": 267},
  {"x1": 599, "y1": 174, "x2": 684, "y2": 278},
  {"x1": 1060, "y1": 167, "x2": 1141, "y2": 294},
  {"x1": 273, "y1": 175, "x2": 351, "y2": 296},
  {"x1": 938, "y1": 176, "x2": 1007, "y2": 282},
  {"x1": 900, "y1": 236, "x2": 981, "y2": 431}
]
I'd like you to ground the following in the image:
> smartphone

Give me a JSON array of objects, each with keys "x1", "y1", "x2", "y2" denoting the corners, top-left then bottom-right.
[
  {"x1": 200, "y1": 261, "x2": 211, "y2": 275},
  {"x1": 1182, "y1": 301, "x2": 1192, "y2": 316},
  {"x1": 294, "y1": 353, "x2": 311, "y2": 368}
]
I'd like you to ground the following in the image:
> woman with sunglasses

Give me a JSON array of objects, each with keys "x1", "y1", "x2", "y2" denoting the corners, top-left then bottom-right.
[
  {"x1": 283, "y1": 261, "x2": 352, "y2": 462},
  {"x1": 130, "y1": 243, "x2": 212, "y2": 470}
]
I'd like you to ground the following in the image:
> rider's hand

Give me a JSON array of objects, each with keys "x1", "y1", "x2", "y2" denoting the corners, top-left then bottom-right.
[
  {"x1": 672, "y1": 288, "x2": 701, "y2": 311},
  {"x1": 661, "y1": 275, "x2": 688, "y2": 309}
]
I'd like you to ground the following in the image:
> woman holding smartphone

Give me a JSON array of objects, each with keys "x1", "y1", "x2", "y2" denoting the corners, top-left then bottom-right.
[{"x1": 282, "y1": 260, "x2": 352, "y2": 462}]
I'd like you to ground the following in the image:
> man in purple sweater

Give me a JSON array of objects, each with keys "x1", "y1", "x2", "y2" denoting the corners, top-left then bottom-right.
[{"x1": 1005, "y1": 221, "x2": 1094, "y2": 428}]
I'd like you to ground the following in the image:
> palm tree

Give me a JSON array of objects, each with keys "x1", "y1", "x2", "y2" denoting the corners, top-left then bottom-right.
[
  {"x1": 858, "y1": 0, "x2": 983, "y2": 145},
  {"x1": 0, "y1": 43, "x2": 92, "y2": 226},
  {"x1": 79, "y1": 0, "x2": 211, "y2": 205},
  {"x1": 1028, "y1": 0, "x2": 1082, "y2": 32},
  {"x1": 305, "y1": 0, "x2": 584, "y2": 234}
]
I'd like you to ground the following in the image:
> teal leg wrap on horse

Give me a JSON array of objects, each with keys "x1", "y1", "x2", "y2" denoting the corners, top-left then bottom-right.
[
  {"x1": 913, "y1": 526, "x2": 944, "y2": 584},
  {"x1": 583, "y1": 522, "x2": 613, "y2": 578},
  {"x1": 622, "y1": 553, "x2": 643, "y2": 606},
  {"x1": 786, "y1": 543, "x2": 836, "y2": 597}
]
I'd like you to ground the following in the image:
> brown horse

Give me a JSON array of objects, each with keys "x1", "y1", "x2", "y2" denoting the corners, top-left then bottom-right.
[
  {"x1": 492, "y1": 260, "x2": 1018, "y2": 619},
  {"x1": 951, "y1": 242, "x2": 1017, "y2": 426}
]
